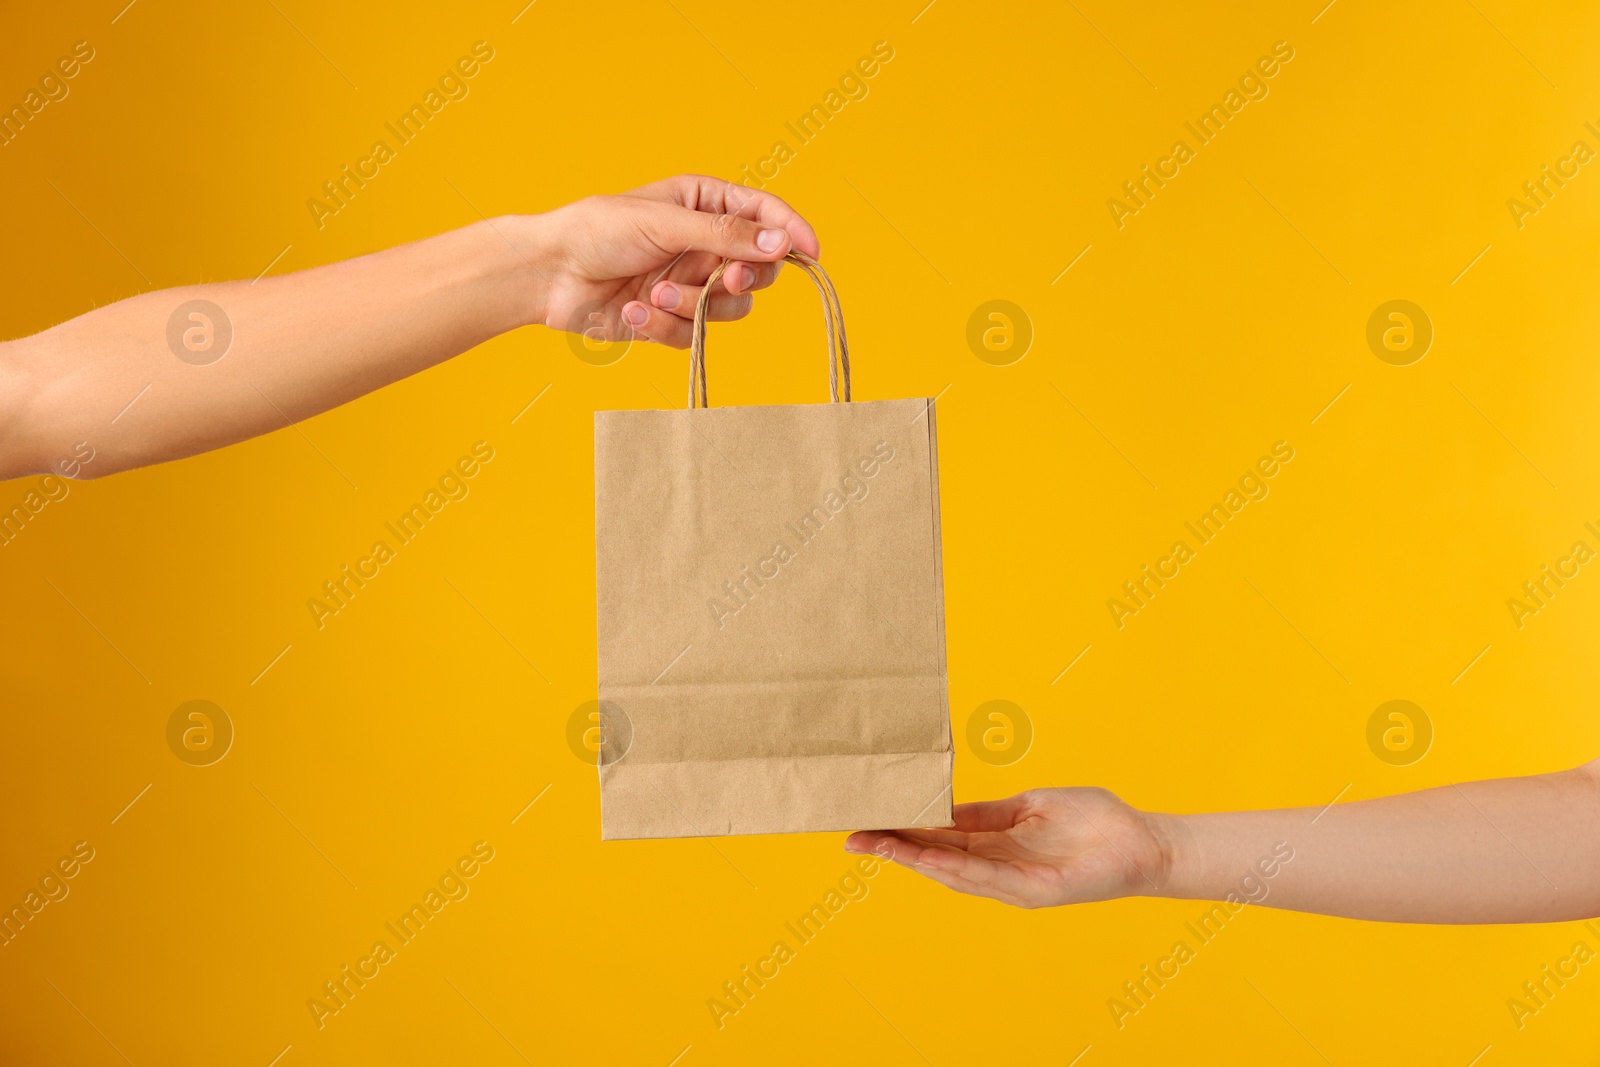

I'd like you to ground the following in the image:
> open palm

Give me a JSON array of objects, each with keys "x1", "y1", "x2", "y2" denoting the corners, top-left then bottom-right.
[{"x1": 845, "y1": 788, "x2": 1172, "y2": 909}]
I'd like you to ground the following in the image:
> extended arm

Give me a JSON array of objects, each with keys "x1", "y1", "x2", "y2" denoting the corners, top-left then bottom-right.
[
  {"x1": 1161, "y1": 762, "x2": 1599, "y2": 922},
  {"x1": 846, "y1": 758, "x2": 1600, "y2": 923},
  {"x1": 0, "y1": 175, "x2": 818, "y2": 481}
]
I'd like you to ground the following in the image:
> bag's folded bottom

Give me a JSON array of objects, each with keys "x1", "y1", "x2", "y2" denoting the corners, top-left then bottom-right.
[{"x1": 599, "y1": 750, "x2": 954, "y2": 839}]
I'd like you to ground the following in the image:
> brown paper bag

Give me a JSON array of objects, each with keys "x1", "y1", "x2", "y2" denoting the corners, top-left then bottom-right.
[{"x1": 593, "y1": 252, "x2": 953, "y2": 839}]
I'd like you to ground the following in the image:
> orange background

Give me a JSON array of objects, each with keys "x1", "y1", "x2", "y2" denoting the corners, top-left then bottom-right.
[{"x1": 2, "y1": 0, "x2": 1598, "y2": 1063}]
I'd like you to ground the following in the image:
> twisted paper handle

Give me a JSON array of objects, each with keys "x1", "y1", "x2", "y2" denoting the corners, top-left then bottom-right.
[{"x1": 688, "y1": 250, "x2": 851, "y2": 409}]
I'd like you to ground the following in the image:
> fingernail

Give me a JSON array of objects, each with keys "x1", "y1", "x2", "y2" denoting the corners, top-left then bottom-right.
[
  {"x1": 656, "y1": 283, "x2": 680, "y2": 309},
  {"x1": 757, "y1": 228, "x2": 785, "y2": 253},
  {"x1": 732, "y1": 266, "x2": 751, "y2": 292},
  {"x1": 623, "y1": 303, "x2": 648, "y2": 326}
]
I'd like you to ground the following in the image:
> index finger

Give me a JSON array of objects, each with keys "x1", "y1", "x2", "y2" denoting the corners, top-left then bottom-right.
[
  {"x1": 630, "y1": 174, "x2": 822, "y2": 259},
  {"x1": 951, "y1": 795, "x2": 1033, "y2": 832},
  {"x1": 844, "y1": 831, "x2": 1037, "y2": 907}
]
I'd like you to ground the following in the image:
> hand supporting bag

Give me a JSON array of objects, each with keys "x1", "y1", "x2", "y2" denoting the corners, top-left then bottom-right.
[{"x1": 593, "y1": 252, "x2": 953, "y2": 839}]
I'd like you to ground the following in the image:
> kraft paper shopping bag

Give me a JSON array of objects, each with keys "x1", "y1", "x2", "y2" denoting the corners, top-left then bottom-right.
[{"x1": 593, "y1": 252, "x2": 952, "y2": 839}]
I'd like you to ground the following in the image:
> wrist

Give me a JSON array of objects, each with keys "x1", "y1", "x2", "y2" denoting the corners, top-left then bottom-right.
[
  {"x1": 1142, "y1": 811, "x2": 1199, "y2": 899},
  {"x1": 477, "y1": 213, "x2": 553, "y2": 331}
]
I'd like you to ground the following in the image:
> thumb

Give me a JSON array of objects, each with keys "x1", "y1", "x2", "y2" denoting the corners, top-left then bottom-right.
[{"x1": 640, "y1": 202, "x2": 792, "y2": 262}]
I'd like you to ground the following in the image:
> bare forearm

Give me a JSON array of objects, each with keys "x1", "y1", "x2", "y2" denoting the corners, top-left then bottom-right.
[
  {"x1": 1155, "y1": 761, "x2": 1600, "y2": 923},
  {"x1": 2, "y1": 217, "x2": 541, "y2": 479},
  {"x1": 1, "y1": 177, "x2": 823, "y2": 481}
]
